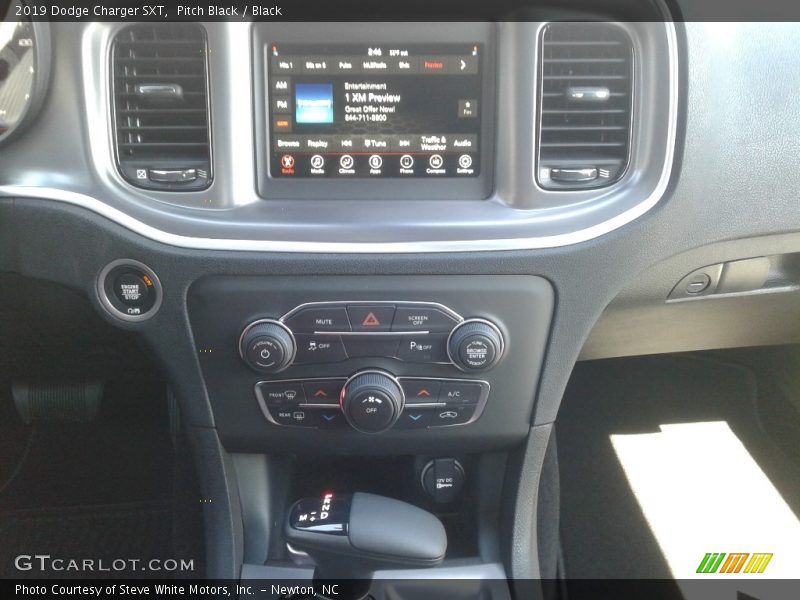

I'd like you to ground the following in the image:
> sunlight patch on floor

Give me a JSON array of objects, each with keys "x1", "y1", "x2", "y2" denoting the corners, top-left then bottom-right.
[{"x1": 610, "y1": 420, "x2": 800, "y2": 582}]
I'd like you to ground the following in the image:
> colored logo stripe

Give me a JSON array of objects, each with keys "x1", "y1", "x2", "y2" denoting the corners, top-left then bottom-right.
[
  {"x1": 744, "y1": 553, "x2": 773, "y2": 574},
  {"x1": 719, "y1": 553, "x2": 749, "y2": 573},
  {"x1": 697, "y1": 553, "x2": 726, "y2": 573},
  {"x1": 697, "y1": 552, "x2": 773, "y2": 574}
]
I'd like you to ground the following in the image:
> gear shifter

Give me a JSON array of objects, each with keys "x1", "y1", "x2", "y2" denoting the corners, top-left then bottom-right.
[{"x1": 285, "y1": 492, "x2": 447, "y2": 599}]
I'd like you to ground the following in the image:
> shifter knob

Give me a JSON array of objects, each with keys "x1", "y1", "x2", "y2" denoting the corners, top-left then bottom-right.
[{"x1": 286, "y1": 491, "x2": 447, "y2": 595}]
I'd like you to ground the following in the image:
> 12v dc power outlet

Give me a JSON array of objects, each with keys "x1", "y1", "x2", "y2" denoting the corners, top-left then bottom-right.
[{"x1": 421, "y1": 458, "x2": 465, "y2": 504}]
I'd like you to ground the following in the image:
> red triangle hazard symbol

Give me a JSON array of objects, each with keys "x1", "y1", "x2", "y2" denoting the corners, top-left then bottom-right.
[{"x1": 362, "y1": 312, "x2": 381, "y2": 327}]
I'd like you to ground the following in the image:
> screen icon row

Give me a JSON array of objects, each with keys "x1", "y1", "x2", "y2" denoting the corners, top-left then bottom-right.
[{"x1": 276, "y1": 153, "x2": 475, "y2": 176}]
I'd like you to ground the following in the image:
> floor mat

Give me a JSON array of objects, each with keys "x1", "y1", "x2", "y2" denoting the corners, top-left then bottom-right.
[
  {"x1": 557, "y1": 354, "x2": 800, "y2": 580},
  {"x1": 0, "y1": 503, "x2": 180, "y2": 579}
]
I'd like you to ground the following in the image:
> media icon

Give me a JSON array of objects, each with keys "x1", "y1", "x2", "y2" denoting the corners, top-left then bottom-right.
[{"x1": 310, "y1": 154, "x2": 325, "y2": 169}]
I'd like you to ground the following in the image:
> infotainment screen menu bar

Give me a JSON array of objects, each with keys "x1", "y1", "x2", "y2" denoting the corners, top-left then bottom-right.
[{"x1": 267, "y1": 44, "x2": 483, "y2": 178}]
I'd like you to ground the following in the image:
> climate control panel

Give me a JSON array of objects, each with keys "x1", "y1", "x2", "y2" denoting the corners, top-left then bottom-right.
[
  {"x1": 238, "y1": 301, "x2": 505, "y2": 374},
  {"x1": 188, "y1": 275, "x2": 552, "y2": 454},
  {"x1": 256, "y1": 373, "x2": 489, "y2": 433}
]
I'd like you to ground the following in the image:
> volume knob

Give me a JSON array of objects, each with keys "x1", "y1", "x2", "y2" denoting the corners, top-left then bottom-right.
[{"x1": 239, "y1": 320, "x2": 296, "y2": 374}]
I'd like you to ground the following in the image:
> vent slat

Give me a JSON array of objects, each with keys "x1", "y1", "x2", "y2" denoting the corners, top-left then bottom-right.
[
  {"x1": 117, "y1": 126, "x2": 208, "y2": 131},
  {"x1": 541, "y1": 142, "x2": 627, "y2": 148},
  {"x1": 544, "y1": 40, "x2": 624, "y2": 46},
  {"x1": 541, "y1": 125, "x2": 627, "y2": 131},
  {"x1": 119, "y1": 143, "x2": 209, "y2": 148},
  {"x1": 543, "y1": 75, "x2": 628, "y2": 81},
  {"x1": 116, "y1": 57, "x2": 205, "y2": 64},
  {"x1": 115, "y1": 74, "x2": 206, "y2": 81},
  {"x1": 117, "y1": 40, "x2": 202, "y2": 46},
  {"x1": 537, "y1": 23, "x2": 634, "y2": 189},
  {"x1": 542, "y1": 92, "x2": 627, "y2": 98},
  {"x1": 117, "y1": 109, "x2": 207, "y2": 114},
  {"x1": 543, "y1": 58, "x2": 627, "y2": 63},
  {"x1": 112, "y1": 23, "x2": 211, "y2": 190}
]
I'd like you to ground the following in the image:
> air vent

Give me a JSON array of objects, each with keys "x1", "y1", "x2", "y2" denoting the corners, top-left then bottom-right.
[
  {"x1": 537, "y1": 23, "x2": 633, "y2": 190},
  {"x1": 111, "y1": 23, "x2": 211, "y2": 191}
]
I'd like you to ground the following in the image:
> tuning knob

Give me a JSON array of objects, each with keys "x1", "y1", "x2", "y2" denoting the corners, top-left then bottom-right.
[
  {"x1": 239, "y1": 320, "x2": 296, "y2": 374},
  {"x1": 340, "y1": 371, "x2": 405, "y2": 434},
  {"x1": 447, "y1": 319, "x2": 505, "y2": 372}
]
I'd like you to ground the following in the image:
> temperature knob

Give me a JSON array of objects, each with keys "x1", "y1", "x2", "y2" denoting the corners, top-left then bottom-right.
[{"x1": 340, "y1": 371, "x2": 405, "y2": 433}]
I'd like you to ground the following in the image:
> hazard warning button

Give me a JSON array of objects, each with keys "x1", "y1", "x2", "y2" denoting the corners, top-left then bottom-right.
[{"x1": 347, "y1": 305, "x2": 395, "y2": 332}]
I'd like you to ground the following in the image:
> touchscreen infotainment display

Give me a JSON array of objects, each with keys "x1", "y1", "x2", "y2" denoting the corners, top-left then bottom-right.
[{"x1": 267, "y1": 43, "x2": 483, "y2": 178}]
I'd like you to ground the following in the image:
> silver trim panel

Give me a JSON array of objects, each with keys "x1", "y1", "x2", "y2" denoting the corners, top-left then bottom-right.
[
  {"x1": 254, "y1": 376, "x2": 346, "y2": 428},
  {"x1": 400, "y1": 376, "x2": 491, "y2": 428},
  {"x1": 254, "y1": 375, "x2": 491, "y2": 430},
  {"x1": 0, "y1": 21, "x2": 678, "y2": 254},
  {"x1": 281, "y1": 300, "x2": 463, "y2": 324}
]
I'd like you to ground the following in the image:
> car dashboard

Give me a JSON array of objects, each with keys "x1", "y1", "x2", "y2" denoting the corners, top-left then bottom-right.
[{"x1": 3, "y1": 1, "x2": 800, "y2": 595}]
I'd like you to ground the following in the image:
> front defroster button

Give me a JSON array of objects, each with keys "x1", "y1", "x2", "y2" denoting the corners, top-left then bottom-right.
[{"x1": 258, "y1": 381, "x2": 305, "y2": 406}]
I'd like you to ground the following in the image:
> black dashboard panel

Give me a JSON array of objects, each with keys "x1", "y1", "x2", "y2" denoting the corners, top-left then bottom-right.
[{"x1": 187, "y1": 275, "x2": 553, "y2": 454}]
